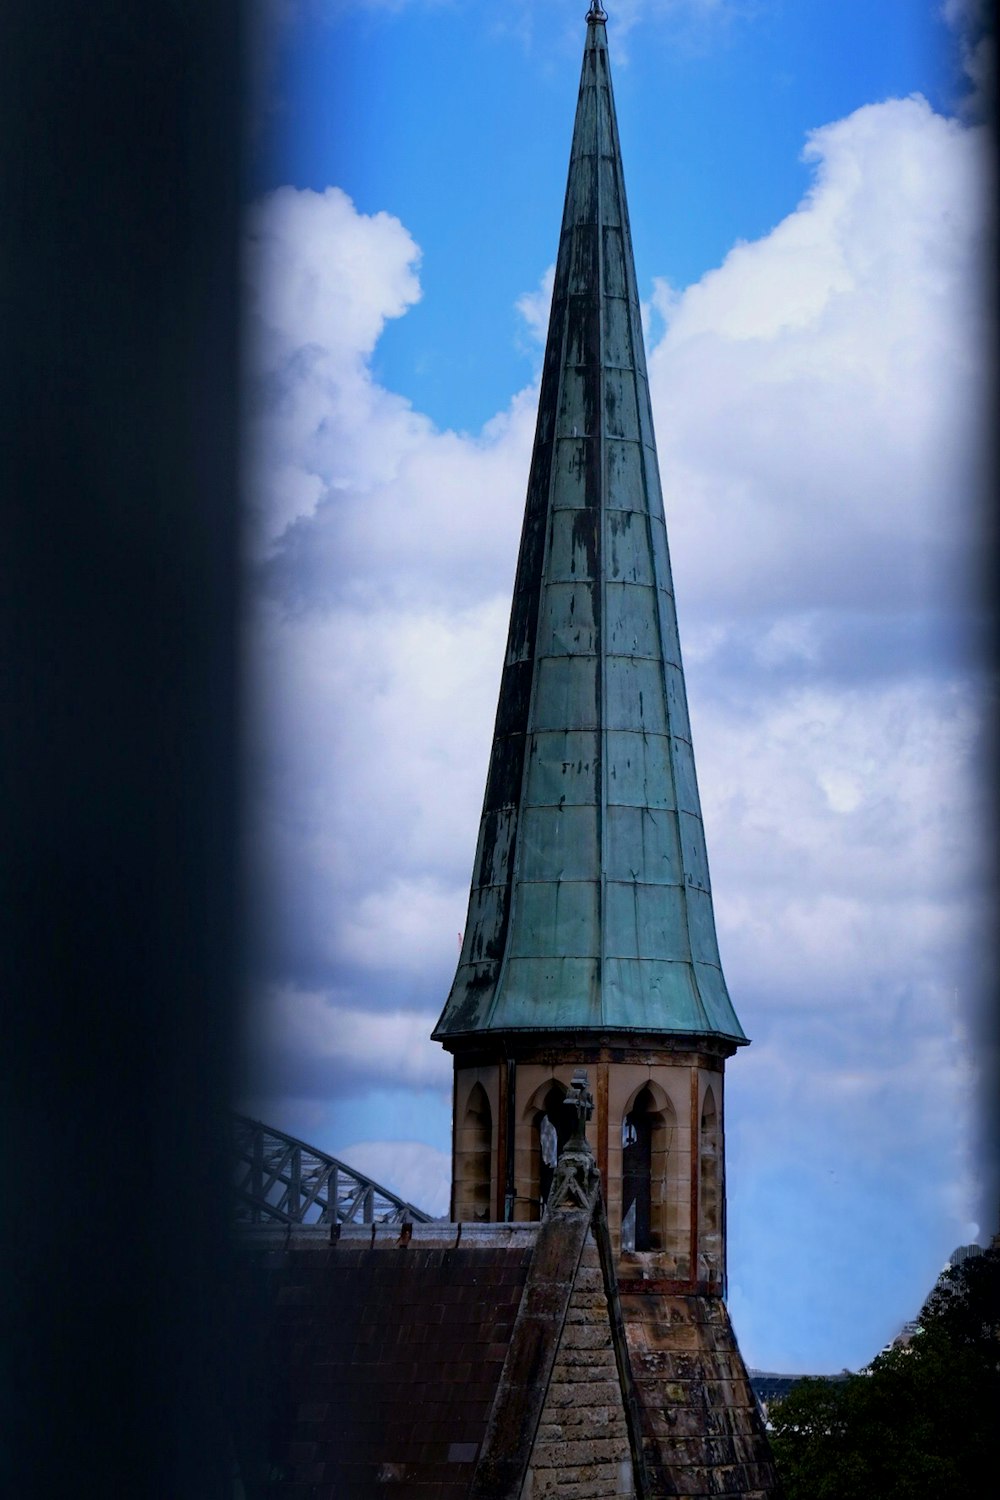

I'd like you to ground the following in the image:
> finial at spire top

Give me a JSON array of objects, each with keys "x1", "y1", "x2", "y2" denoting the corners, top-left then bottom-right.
[{"x1": 586, "y1": 4, "x2": 608, "y2": 22}]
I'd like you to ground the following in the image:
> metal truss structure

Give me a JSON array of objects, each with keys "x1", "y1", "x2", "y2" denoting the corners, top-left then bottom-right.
[{"x1": 232, "y1": 1114, "x2": 433, "y2": 1227}]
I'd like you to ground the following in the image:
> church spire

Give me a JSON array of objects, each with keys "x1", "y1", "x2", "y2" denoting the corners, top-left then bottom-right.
[{"x1": 434, "y1": 9, "x2": 745, "y2": 1047}]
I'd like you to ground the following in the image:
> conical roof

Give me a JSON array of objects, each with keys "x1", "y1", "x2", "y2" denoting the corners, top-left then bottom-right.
[{"x1": 434, "y1": 9, "x2": 746, "y2": 1046}]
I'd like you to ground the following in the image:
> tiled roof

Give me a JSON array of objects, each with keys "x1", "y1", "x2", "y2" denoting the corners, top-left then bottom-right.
[{"x1": 233, "y1": 1225, "x2": 538, "y2": 1498}]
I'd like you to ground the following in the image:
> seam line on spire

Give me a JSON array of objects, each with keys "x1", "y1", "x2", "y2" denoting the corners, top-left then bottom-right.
[{"x1": 596, "y1": 45, "x2": 609, "y2": 1029}]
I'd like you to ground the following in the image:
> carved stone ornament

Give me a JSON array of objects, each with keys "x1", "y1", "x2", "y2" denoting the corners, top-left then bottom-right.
[{"x1": 544, "y1": 1069, "x2": 600, "y2": 1215}]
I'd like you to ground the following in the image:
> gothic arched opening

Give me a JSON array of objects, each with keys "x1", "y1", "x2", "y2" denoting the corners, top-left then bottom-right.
[
  {"x1": 532, "y1": 1083, "x2": 574, "y2": 1219},
  {"x1": 622, "y1": 1086, "x2": 653, "y2": 1249},
  {"x1": 621, "y1": 1082, "x2": 672, "y2": 1251}
]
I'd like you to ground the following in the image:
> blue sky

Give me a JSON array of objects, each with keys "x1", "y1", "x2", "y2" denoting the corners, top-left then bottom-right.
[
  {"x1": 251, "y1": 0, "x2": 962, "y2": 431},
  {"x1": 242, "y1": 0, "x2": 994, "y2": 1373}
]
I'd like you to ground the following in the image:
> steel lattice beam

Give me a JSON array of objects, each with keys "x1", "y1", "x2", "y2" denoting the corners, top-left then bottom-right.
[{"x1": 231, "y1": 1114, "x2": 433, "y2": 1227}]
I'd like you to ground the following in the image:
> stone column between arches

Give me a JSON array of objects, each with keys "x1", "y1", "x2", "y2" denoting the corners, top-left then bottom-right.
[{"x1": 451, "y1": 1053, "x2": 727, "y2": 1289}]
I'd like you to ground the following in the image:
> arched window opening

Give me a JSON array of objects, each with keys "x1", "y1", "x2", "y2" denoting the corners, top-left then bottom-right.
[
  {"x1": 535, "y1": 1083, "x2": 574, "y2": 1218},
  {"x1": 699, "y1": 1086, "x2": 722, "y2": 1273},
  {"x1": 622, "y1": 1086, "x2": 654, "y2": 1250},
  {"x1": 458, "y1": 1083, "x2": 492, "y2": 1220}
]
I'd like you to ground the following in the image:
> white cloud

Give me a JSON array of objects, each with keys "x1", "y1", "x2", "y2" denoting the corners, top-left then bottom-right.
[
  {"x1": 515, "y1": 264, "x2": 555, "y2": 349},
  {"x1": 244, "y1": 185, "x2": 425, "y2": 552},
  {"x1": 340, "y1": 875, "x2": 470, "y2": 974},
  {"x1": 649, "y1": 97, "x2": 989, "y2": 619},
  {"x1": 248, "y1": 593, "x2": 511, "y2": 994},
  {"x1": 337, "y1": 1140, "x2": 451, "y2": 1218},
  {"x1": 259, "y1": 985, "x2": 452, "y2": 1089}
]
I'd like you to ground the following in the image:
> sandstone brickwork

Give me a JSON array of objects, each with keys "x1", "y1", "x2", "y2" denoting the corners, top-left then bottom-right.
[
  {"x1": 619, "y1": 1286, "x2": 781, "y2": 1500},
  {"x1": 523, "y1": 1240, "x2": 635, "y2": 1500}
]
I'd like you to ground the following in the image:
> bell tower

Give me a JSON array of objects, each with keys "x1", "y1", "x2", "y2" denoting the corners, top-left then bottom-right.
[{"x1": 433, "y1": 4, "x2": 747, "y2": 1294}]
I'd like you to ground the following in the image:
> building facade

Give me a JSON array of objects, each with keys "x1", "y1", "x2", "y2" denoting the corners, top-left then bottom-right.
[{"x1": 233, "y1": 12, "x2": 782, "y2": 1498}]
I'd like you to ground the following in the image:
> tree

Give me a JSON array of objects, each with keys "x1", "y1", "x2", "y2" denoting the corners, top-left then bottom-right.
[{"x1": 769, "y1": 1248, "x2": 999, "y2": 1500}]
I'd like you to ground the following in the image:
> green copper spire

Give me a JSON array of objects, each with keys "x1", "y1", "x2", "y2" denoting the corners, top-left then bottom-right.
[{"x1": 433, "y1": 10, "x2": 746, "y2": 1045}]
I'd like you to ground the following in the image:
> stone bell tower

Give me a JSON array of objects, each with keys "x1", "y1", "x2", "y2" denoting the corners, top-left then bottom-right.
[{"x1": 432, "y1": 4, "x2": 747, "y2": 1296}]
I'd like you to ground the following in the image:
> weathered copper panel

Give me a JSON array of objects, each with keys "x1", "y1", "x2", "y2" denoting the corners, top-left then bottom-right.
[
  {"x1": 599, "y1": 155, "x2": 622, "y2": 225},
  {"x1": 461, "y1": 884, "x2": 509, "y2": 965},
  {"x1": 532, "y1": 656, "x2": 600, "y2": 731},
  {"x1": 536, "y1": 580, "x2": 598, "y2": 657},
  {"x1": 601, "y1": 959, "x2": 705, "y2": 1032},
  {"x1": 647, "y1": 513, "x2": 675, "y2": 589},
  {"x1": 566, "y1": 155, "x2": 596, "y2": 227},
  {"x1": 605, "y1": 804, "x2": 683, "y2": 884},
  {"x1": 606, "y1": 581, "x2": 661, "y2": 656},
  {"x1": 663, "y1": 661, "x2": 692, "y2": 741},
  {"x1": 524, "y1": 730, "x2": 600, "y2": 806},
  {"x1": 549, "y1": 435, "x2": 591, "y2": 510},
  {"x1": 671, "y1": 738, "x2": 704, "y2": 819},
  {"x1": 519, "y1": 805, "x2": 599, "y2": 881},
  {"x1": 547, "y1": 507, "x2": 599, "y2": 581},
  {"x1": 603, "y1": 293, "x2": 633, "y2": 368},
  {"x1": 497, "y1": 957, "x2": 603, "y2": 1028},
  {"x1": 507, "y1": 880, "x2": 600, "y2": 959},
  {"x1": 634, "y1": 884, "x2": 693, "y2": 962},
  {"x1": 606, "y1": 730, "x2": 677, "y2": 810},
  {"x1": 687, "y1": 888, "x2": 724, "y2": 969},
  {"x1": 606, "y1": 656, "x2": 669, "y2": 735},
  {"x1": 473, "y1": 805, "x2": 516, "y2": 887},
  {"x1": 604, "y1": 881, "x2": 640, "y2": 960},
  {"x1": 604, "y1": 365, "x2": 640, "y2": 439},
  {"x1": 678, "y1": 809, "x2": 711, "y2": 890},
  {"x1": 605, "y1": 438, "x2": 648, "y2": 513},
  {"x1": 637, "y1": 380, "x2": 659, "y2": 456},
  {"x1": 565, "y1": 223, "x2": 600, "y2": 296},
  {"x1": 607, "y1": 509, "x2": 655, "y2": 584}
]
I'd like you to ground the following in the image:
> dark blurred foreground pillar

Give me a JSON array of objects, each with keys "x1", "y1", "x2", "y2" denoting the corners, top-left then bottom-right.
[{"x1": 1, "y1": 4, "x2": 243, "y2": 1493}]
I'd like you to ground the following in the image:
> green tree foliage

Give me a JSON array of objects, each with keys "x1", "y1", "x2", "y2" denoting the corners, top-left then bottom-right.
[{"x1": 769, "y1": 1248, "x2": 999, "y2": 1500}]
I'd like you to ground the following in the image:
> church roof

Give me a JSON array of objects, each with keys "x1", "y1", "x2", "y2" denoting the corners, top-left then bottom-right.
[
  {"x1": 434, "y1": 9, "x2": 746, "y2": 1046},
  {"x1": 233, "y1": 1223, "x2": 537, "y2": 1496}
]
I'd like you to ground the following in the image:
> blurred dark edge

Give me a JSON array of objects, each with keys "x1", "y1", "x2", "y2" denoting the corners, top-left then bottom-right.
[{"x1": 1, "y1": 3, "x2": 244, "y2": 1493}]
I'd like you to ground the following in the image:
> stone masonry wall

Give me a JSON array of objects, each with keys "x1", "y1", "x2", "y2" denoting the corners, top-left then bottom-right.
[
  {"x1": 522, "y1": 1239, "x2": 635, "y2": 1500},
  {"x1": 619, "y1": 1287, "x2": 781, "y2": 1500}
]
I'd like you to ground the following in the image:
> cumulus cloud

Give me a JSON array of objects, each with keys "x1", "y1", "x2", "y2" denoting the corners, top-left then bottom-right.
[
  {"x1": 244, "y1": 86, "x2": 990, "y2": 1347},
  {"x1": 648, "y1": 96, "x2": 989, "y2": 622},
  {"x1": 247, "y1": 592, "x2": 512, "y2": 1002},
  {"x1": 515, "y1": 264, "x2": 556, "y2": 352},
  {"x1": 244, "y1": 184, "x2": 424, "y2": 553},
  {"x1": 252, "y1": 983, "x2": 452, "y2": 1092},
  {"x1": 336, "y1": 1140, "x2": 452, "y2": 1218}
]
